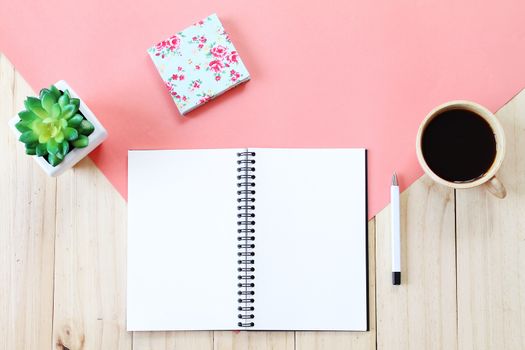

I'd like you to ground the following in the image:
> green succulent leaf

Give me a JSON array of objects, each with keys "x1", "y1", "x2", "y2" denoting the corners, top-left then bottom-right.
[
  {"x1": 63, "y1": 127, "x2": 78, "y2": 141},
  {"x1": 25, "y1": 146, "x2": 36, "y2": 155},
  {"x1": 49, "y1": 85, "x2": 62, "y2": 100},
  {"x1": 18, "y1": 110, "x2": 38, "y2": 122},
  {"x1": 24, "y1": 97, "x2": 47, "y2": 119},
  {"x1": 19, "y1": 130, "x2": 38, "y2": 144},
  {"x1": 59, "y1": 140, "x2": 69, "y2": 156},
  {"x1": 55, "y1": 131, "x2": 65, "y2": 143},
  {"x1": 79, "y1": 119, "x2": 94, "y2": 136},
  {"x1": 41, "y1": 92, "x2": 57, "y2": 113},
  {"x1": 36, "y1": 143, "x2": 48, "y2": 157},
  {"x1": 15, "y1": 120, "x2": 31, "y2": 133},
  {"x1": 47, "y1": 153, "x2": 62, "y2": 166},
  {"x1": 72, "y1": 134, "x2": 89, "y2": 148},
  {"x1": 70, "y1": 97, "x2": 80, "y2": 111},
  {"x1": 58, "y1": 93, "x2": 70, "y2": 108},
  {"x1": 68, "y1": 114, "x2": 83, "y2": 127},
  {"x1": 32, "y1": 119, "x2": 53, "y2": 143},
  {"x1": 46, "y1": 138, "x2": 59, "y2": 155},
  {"x1": 39, "y1": 88, "x2": 51, "y2": 100},
  {"x1": 25, "y1": 139, "x2": 37, "y2": 147},
  {"x1": 50, "y1": 103, "x2": 61, "y2": 119},
  {"x1": 19, "y1": 87, "x2": 90, "y2": 163},
  {"x1": 61, "y1": 105, "x2": 76, "y2": 120},
  {"x1": 38, "y1": 133, "x2": 50, "y2": 143}
]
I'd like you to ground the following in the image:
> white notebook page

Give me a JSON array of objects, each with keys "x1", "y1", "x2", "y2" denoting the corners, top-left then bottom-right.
[
  {"x1": 127, "y1": 149, "x2": 241, "y2": 331},
  {"x1": 252, "y1": 148, "x2": 368, "y2": 331}
]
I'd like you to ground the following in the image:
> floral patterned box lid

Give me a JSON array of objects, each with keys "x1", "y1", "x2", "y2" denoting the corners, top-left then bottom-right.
[{"x1": 147, "y1": 13, "x2": 250, "y2": 115}]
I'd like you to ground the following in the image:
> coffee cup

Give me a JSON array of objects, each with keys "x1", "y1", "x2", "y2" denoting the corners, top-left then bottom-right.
[{"x1": 416, "y1": 100, "x2": 506, "y2": 198}]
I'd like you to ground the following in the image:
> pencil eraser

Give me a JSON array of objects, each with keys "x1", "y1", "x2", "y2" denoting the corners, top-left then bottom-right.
[{"x1": 392, "y1": 272, "x2": 401, "y2": 285}]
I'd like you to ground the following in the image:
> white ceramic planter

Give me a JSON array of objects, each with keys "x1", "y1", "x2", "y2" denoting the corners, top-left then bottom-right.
[{"x1": 8, "y1": 80, "x2": 108, "y2": 177}]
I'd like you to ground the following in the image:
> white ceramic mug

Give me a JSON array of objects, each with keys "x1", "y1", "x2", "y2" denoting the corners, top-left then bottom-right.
[{"x1": 416, "y1": 100, "x2": 506, "y2": 198}]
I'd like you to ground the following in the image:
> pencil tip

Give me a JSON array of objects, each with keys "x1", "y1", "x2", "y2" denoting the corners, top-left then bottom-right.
[{"x1": 392, "y1": 172, "x2": 398, "y2": 186}]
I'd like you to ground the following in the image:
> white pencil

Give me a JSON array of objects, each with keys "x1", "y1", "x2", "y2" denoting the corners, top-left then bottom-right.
[{"x1": 391, "y1": 172, "x2": 401, "y2": 285}]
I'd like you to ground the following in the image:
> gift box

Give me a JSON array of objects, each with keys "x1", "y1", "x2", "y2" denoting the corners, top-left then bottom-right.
[{"x1": 148, "y1": 13, "x2": 250, "y2": 115}]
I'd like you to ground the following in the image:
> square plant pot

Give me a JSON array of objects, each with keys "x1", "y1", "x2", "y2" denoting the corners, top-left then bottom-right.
[{"x1": 8, "y1": 80, "x2": 108, "y2": 176}]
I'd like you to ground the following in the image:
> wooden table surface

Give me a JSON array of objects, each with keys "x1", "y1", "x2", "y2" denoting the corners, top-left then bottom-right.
[{"x1": 1, "y1": 53, "x2": 524, "y2": 350}]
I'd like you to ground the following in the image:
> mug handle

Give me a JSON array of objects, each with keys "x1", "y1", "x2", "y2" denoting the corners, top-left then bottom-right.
[{"x1": 485, "y1": 176, "x2": 506, "y2": 198}]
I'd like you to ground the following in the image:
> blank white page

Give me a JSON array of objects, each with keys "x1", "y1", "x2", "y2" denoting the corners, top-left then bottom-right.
[
  {"x1": 252, "y1": 148, "x2": 368, "y2": 331},
  {"x1": 127, "y1": 149, "x2": 241, "y2": 331}
]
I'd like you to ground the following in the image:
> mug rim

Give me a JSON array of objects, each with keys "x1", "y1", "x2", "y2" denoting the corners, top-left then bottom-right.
[{"x1": 416, "y1": 100, "x2": 506, "y2": 189}]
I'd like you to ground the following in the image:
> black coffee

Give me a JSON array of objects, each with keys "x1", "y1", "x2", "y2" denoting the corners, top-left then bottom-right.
[{"x1": 421, "y1": 109, "x2": 497, "y2": 182}]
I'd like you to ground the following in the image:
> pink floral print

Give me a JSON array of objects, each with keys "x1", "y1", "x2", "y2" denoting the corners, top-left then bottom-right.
[
  {"x1": 220, "y1": 29, "x2": 231, "y2": 43},
  {"x1": 230, "y1": 69, "x2": 241, "y2": 82},
  {"x1": 189, "y1": 79, "x2": 202, "y2": 91},
  {"x1": 210, "y1": 45, "x2": 228, "y2": 59},
  {"x1": 208, "y1": 59, "x2": 224, "y2": 73},
  {"x1": 226, "y1": 51, "x2": 239, "y2": 64},
  {"x1": 169, "y1": 66, "x2": 186, "y2": 82},
  {"x1": 193, "y1": 19, "x2": 205, "y2": 27},
  {"x1": 190, "y1": 35, "x2": 208, "y2": 50},
  {"x1": 148, "y1": 13, "x2": 249, "y2": 115},
  {"x1": 152, "y1": 34, "x2": 183, "y2": 58},
  {"x1": 196, "y1": 92, "x2": 212, "y2": 105},
  {"x1": 169, "y1": 36, "x2": 180, "y2": 49}
]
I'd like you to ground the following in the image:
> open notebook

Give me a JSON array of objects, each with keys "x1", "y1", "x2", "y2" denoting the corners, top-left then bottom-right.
[{"x1": 127, "y1": 148, "x2": 368, "y2": 331}]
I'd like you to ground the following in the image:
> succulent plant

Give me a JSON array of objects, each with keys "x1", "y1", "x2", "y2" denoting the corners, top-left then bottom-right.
[{"x1": 15, "y1": 85, "x2": 94, "y2": 166}]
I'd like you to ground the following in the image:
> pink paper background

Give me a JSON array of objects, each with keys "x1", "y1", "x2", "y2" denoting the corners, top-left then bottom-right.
[{"x1": 1, "y1": 0, "x2": 525, "y2": 218}]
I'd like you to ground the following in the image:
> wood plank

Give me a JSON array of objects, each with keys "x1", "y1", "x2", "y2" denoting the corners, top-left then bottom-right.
[
  {"x1": 295, "y1": 219, "x2": 376, "y2": 350},
  {"x1": 133, "y1": 331, "x2": 213, "y2": 350},
  {"x1": 214, "y1": 331, "x2": 294, "y2": 350},
  {"x1": 53, "y1": 157, "x2": 131, "y2": 350},
  {"x1": 375, "y1": 175, "x2": 457, "y2": 350},
  {"x1": 0, "y1": 53, "x2": 57, "y2": 349},
  {"x1": 456, "y1": 89, "x2": 525, "y2": 350}
]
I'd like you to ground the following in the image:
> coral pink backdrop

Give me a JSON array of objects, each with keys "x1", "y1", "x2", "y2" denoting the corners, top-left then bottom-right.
[{"x1": 2, "y1": 0, "x2": 525, "y2": 217}]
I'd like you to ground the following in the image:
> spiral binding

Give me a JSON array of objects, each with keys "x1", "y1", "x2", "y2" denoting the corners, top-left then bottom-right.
[{"x1": 236, "y1": 151, "x2": 256, "y2": 327}]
